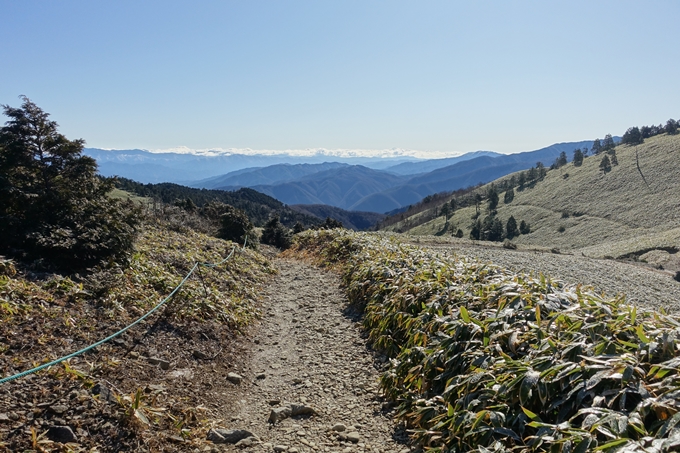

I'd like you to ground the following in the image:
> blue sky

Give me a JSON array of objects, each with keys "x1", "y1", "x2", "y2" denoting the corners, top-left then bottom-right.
[{"x1": 1, "y1": 1, "x2": 679, "y2": 156}]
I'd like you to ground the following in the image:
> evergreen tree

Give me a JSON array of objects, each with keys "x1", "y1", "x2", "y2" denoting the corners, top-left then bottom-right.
[
  {"x1": 489, "y1": 217, "x2": 504, "y2": 242},
  {"x1": 455, "y1": 229, "x2": 463, "y2": 238},
  {"x1": 261, "y1": 215, "x2": 292, "y2": 249},
  {"x1": 292, "y1": 221, "x2": 305, "y2": 234},
  {"x1": 440, "y1": 202, "x2": 451, "y2": 221},
  {"x1": 609, "y1": 150, "x2": 618, "y2": 166},
  {"x1": 487, "y1": 186, "x2": 499, "y2": 211},
  {"x1": 319, "y1": 217, "x2": 343, "y2": 229},
  {"x1": 599, "y1": 155, "x2": 612, "y2": 174},
  {"x1": 666, "y1": 119, "x2": 678, "y2": 135},
  {"x1": 0, "y1": 97, "x2": 140, "y2": 270},
  {"x1": 517, "y1": 172, "x2": 526, "y2": 190},
  {"x1": 536, "y1": 162, "x2": 547, "y2": 179},
  {"x1": 519, "y1": 220, "x2": 531, "y2": 235},
  {"x1": 469, "y1": 219, "x2": 481, "y2": 240},
  {"x1": 622, "y1": 127, "x2": 643, "y2": 145},
  {"x1": 592, "y1": 138, "x2": 603, "y2": 155},
  {"x1": 474, "y1": 193, "x2": 482, "y2": 216},
  {"x1": 506, "y1": 216, "x2": 519, "y2": 239},
  {"x1": 572, "y1": 148, "x2": 584, "y2": 167},
  {"x1": 527, "y1": 166, "x2": 538, "y2": 181},
  {"x1": 603, "y1": 134, "x2": 615, "y2": 151},
  {"x1": 504, "y1": 187, "x2": 515, "y2": 204},
  {"x1": 557, "y1": 151, "x2": 568, "y2": 167},
  {"x1": 218, "y1": 205, "x2": 255, "y2": 245}
]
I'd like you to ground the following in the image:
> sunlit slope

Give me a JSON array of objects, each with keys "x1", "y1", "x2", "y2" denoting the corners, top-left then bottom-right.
[{"x1": 390, "y1": 133, "x2": 680, "y2": 258}]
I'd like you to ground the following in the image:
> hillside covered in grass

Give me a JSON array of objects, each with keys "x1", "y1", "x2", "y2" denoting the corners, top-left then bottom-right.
[
  {"x1": 387, "y1": 133, "x2": 680, "y2": 261},
  {"x1": 0, "y1": 222, "x2": 275, "y2": 452}
]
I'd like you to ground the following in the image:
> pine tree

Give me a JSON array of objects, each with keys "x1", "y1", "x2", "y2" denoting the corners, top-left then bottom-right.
[
  {"x1": 573, "y1": 148, "x2": 584, "y2": 167},
  {"x1": 218, "y1": 205, "x2": 255, "y2": 245},
  {"x1": 487, "y1": 186, "x2": 499, "y2": 211},
  {"x1": 599, "y1": 155, "x2": 612, "y2": 174},
  {"x1": 261, "y1": 215, "x2": 292, "y2": 249},
  {"x1": 469, "y1": 219, "x2": 481, "y2": 240},
  {"x1": 557, "y1": 151, "x2": 568, "y2": 167},
  {"x1": 504, "y1": 187, "x2": 515, "y2": 204},
  {"x1": 603, "y1": 134, "x2": 615, "y2": 151},
  {"x1": 517, "y1": 172, "x2": 526, "y2": 190},
  {"x1": 519, "y1": 220, "x2": 531, "y2": 235},
  {"x1": 592, "y1": 138, "x2": 602, "y2": 155},
  {"x1": 622, "y1": 127, "x2": 643, "y2": 145},
  {"x1": 506, "y1": 216, "x2": 519, "y2": 239},
  {"x1": 0, "y1": 97, "x2": 140, "y2": 270}
]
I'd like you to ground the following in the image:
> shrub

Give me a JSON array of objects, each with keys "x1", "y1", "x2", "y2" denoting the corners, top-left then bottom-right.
[
  {"x1": 0, "y1": 97, "x2": 140, "y2": 270},
  {"x1": 558, "y1": 225, "x2": 566, "y2": 233},
  {"x1": 455, "y1": 229, "x2": 464, "y2": 238},
  {"x1": 504, "y1": 187, "x2": 515, "y2": 204},
  {"x1": 317, "y1": 217, "x2": 344, "y2": 230},
  {"x1": 217, "y1": 205, "x2": 255, "y2": 246},
  {"x1": 292, "y1": 230, "x2": 680, "y2": 452},
  {"x1": 502, "y1": 239, "x2": 517, "y2": 249},
  {"x1": 519, "y1": 220, "x2": 531, "y2": 235},
  {"x1": 506, "y1": 215, "x2": 519, "y2": 239},
  {"x1": 261, "y1": 215, "x2": 292, "y2": 249},
  {"x1": 292, "y1": 221, "x2": 305, "y2": 234}
]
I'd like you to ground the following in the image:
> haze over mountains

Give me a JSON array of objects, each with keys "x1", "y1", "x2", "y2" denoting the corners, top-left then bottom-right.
[{"x1": 86, "y1": 139, "x2": 603, "y2": 214}]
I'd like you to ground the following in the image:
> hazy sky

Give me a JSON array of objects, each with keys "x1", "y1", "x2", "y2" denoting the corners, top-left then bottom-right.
[{"x1": 2, "y1": 1, "x2": 679, "y2": 156}]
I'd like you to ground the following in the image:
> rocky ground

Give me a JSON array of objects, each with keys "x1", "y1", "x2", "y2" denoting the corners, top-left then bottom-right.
[
  {"x1": 212, "y1": 258, "x2": 411, "y2": 453},
  {"x1": 419, "y1": 240, "x2": 680, "y2": 313}
]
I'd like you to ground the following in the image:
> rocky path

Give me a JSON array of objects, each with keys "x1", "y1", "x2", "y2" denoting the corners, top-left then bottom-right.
[{"x1": 216, "y1": 259, "x2": 410, "y2": 453}]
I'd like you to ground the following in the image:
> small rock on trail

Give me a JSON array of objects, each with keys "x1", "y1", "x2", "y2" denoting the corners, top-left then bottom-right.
[{"x1": 219, "y1": 258, "x2": 411, "y2": 452}]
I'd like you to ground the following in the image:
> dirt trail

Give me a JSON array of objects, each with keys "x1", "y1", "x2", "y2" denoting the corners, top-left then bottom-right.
[{"x1": 218, "y1": 258, "x2": 410, "y2": 453}]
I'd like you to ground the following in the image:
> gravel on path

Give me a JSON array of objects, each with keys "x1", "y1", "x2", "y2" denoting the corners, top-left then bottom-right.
[{"x1": 216, "y1": 259, "x2": 411, "y2": 453}]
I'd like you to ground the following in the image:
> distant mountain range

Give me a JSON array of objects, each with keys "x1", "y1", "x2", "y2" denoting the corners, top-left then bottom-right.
[
  {"x1": 83, "y1": 148, "x2": 420, "y2": 184},
  {"x1": 193, "y1": 162, "x2": 350, "y2": 190},
  {"x1": 383, "y1": 151, "x2": 501, "y2": 175},
  {"x1": 89, "y1": 139, "x2": 613, "y2": 214},
  {"x1": 202, "y1": 141, "x2": 601, "y2": 212}
]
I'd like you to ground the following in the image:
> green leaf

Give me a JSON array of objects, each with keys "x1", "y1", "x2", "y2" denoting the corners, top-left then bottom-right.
[
  {"x1": 637, "y1": 325, "x2": 650, "y2": 343},
  {"x1": 522, "y1": 406, "x2": 541, "y2": 421},
  {"x1": 593, "y1": 438, "x2": 629, "y2": 451},
  {"x1": 460, "y1": 306, "x2": 470, "y2": 323}
]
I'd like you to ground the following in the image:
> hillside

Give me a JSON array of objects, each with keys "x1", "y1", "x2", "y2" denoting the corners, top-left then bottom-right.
[
  {"x1": 115, "y1": 178, "x2": 320, "y2": 227},
  {"x1": 350, "y1": 140, "x2": 598, "y2": 212},
  {"x1": 251, "y1": 165, "x2": 408, "y2": 209},
  {"x1": 0, "y1": 222, "x2": 275, "y2": 452},
  {"x1": 288, "y1": 204, "x2": 386, "y2": 230},
  {"x1": 388, "y1": 133, "x2": 680, "y2": 263},
  {"x1": 383, "y1": 150, "x2": 501, "y2": 175},
  {"x1": 192, "y1": 162, "x2": 349, "y2": 190}
]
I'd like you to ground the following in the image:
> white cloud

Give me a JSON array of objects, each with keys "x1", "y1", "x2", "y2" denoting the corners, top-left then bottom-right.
[{"x1": 145, "y1": 146, "x2": 469, "y2": 159}]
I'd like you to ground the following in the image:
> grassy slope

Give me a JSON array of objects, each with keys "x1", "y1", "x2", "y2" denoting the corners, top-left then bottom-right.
[
  {"x1": 0, "y1": 223, "x2": 274, "y2": 451},
  {"x1": 388, "y1": 133, "x2": 680, "y2": 258}
]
